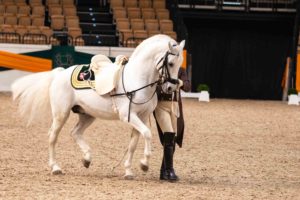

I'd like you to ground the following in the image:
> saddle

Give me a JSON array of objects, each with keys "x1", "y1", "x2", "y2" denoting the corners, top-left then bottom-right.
[{"x1": 71, "y1": 54, "x2": 126, "y2": 95}]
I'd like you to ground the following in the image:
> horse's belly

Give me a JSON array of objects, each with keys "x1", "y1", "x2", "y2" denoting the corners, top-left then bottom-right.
[
  {"x1": 84, "y1": 108, "x2": 119, "y2": 120},
  {"x1": 74, "y1": 90, "x2": 119, "y2": 120}
]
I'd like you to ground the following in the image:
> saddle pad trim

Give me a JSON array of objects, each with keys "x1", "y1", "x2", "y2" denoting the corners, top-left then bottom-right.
[{"x1": 71, "y1": 65, "x2": 95, "y2": 90}]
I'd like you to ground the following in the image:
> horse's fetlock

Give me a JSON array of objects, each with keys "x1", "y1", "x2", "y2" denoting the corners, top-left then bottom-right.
[
  {"x1": 144, "y1": 133, "x2": 152, "y2": 140},
  {"x1": 141, "y1": 129, "x2": 152, "y2": 140},
  {"x1": 124, "y1": 160, "x2": 131, "y2": 168}
]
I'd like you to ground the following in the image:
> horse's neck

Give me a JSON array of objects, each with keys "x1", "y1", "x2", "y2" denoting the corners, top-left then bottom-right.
[
  {"x1": 121, "y1": 58, "x2": 158, "y2": 94},
  {"x1": 119, "y1": 41, "x2": 168, "y2": 96}
]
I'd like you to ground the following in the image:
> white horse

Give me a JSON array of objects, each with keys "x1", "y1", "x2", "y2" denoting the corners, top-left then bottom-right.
[{"x1": 12, "y1": 34, "x2": 185, "y2": 179}]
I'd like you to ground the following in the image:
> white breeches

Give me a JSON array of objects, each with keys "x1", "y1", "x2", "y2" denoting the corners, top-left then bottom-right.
[{"x1": 154, "y1": 101, "x2": 179, "y2": 133}]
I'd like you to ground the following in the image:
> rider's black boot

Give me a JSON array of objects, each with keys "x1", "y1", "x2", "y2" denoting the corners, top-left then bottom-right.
[
  {"x1": 159, "y1": 156, "x2": 168, "y2": 180},
  {"x1": 160, "y1": 132, "x2": 178, "y2": 181}
]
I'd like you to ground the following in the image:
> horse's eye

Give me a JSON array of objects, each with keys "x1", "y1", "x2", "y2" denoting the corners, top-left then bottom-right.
[{"x1": 168, "y1": 63, "x2": 174, "y2": 67}]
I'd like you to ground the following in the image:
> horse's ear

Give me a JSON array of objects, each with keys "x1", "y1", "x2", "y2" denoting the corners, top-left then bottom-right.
[
  {"x1": 179, "y1": 40, "x2": 185, "y2": 51},
  {"x1": 168, "y1": 41, "x2": 174, "y2": 52}
]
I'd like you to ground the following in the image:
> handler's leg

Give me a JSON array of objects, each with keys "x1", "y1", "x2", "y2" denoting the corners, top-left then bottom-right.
[{"x1": 154, "y1": 104, "x2": 178, "y2": 181}]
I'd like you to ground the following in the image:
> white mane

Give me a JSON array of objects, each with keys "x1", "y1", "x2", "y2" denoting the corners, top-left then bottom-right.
[{"x1": 130, "y1": 34, "x2": 178, "y2": 60}]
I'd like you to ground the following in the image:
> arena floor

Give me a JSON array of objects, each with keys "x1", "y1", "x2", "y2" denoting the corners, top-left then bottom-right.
[{"x1": 0, "y1": 92, "x2": 299, "y2": 199}]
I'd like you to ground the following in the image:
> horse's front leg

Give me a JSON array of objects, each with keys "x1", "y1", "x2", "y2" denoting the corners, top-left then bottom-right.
[
  {"x1": 71, "y1": 114, "x2": 95, "y2": 168},
  {"x1": 127, "y1": 114, "x2": 152, "y2": 176},
  {"x1": 124, "y1": 128, "x2": 140, "y2": 179}
]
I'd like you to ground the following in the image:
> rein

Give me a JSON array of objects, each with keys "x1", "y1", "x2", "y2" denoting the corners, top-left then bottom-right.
[
  {"x1": 110, "y1": 63, "x2": 161, "y2": 122},
  {"x1": 110, "y1": 51, "x2": 177, "y2": 122}
]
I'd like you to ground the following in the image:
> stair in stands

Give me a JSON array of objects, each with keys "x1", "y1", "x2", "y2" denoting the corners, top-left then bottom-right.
[
  {"x1": 76, "y1": 5, "x2": 118, "y2": 46},
  {"x1": 77, "y1": 0, "x2": 107, "y2": 7}
]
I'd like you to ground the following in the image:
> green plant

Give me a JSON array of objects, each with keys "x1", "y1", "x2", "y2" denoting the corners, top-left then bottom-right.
[
  {"x1": 197, "y1": 84, "x2": 209, "y2": 92},
  {"x1": 288, "y1": 88, "x2": 298, "y2": 95}
]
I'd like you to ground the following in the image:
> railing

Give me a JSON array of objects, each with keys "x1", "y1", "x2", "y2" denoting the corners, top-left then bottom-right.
[
  {"x1": 0, "y1": 32, "x2": 117, "y2": 46},
  {"x1": 177, "y1": 0, "x2": 296, "y2": 12},
  {"x1": 125, "y1": 37, "x2": 146, "y2": 48},
  {"x1": 0, "y1": 32, "x2": 20, "y2": 44},
  {"x1": 23, "y1": 33, "x2": 48, "y2": 45},
  {"x1": 0, "y1": 32, "x2": 60, "y2": 45}
]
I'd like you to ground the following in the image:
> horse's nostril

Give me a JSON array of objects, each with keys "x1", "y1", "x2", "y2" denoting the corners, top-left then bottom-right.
[{"x1": 167, "y1": 87, "x2": 172, "y2": 91}]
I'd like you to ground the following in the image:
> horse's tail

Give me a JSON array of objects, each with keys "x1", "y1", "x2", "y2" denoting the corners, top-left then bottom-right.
[{"x1": 12, "y1": 67, "x2": 65, "y2": 125}]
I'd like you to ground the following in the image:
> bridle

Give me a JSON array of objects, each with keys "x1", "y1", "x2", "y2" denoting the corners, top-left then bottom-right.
[
  {"x1": 110, "y1": 50, "x2": 180, "y2": 122},
  {"x1": 156, "y1": 51, "x2": 180, "y2": 85}
]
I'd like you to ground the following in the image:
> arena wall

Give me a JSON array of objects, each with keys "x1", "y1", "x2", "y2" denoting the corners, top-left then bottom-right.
[{"x1": 0, "y1": 45, "x2": 134, "y2": 92}]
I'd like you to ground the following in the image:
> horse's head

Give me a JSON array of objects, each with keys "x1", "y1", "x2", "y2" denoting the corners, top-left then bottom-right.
[{"x1": 157, "y1": 39, "x2": 185, "y2": 94}]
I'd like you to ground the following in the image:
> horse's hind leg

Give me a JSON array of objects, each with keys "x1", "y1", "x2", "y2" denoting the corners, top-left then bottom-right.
[
  {"x1": 70, "y1": 114, "x2": 95, "y2": 168},
  {"x1": 124, "y1": 128, "x2": 140, "y2": 179},
  {"x1": 49, "y1": 111, "x2": 70, "y2": 175}
]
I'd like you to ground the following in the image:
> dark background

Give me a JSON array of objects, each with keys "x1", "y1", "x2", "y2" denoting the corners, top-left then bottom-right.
[{"x1": 185, "y1": 17, "x2": 294, "y2": 100}]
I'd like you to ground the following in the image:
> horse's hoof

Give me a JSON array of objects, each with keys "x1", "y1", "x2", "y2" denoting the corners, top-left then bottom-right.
[
  {"x1": 51, "y1": 165, "x2": 63, "y2": 175},
  {"x1": 124, "y1": 174, "x2": 134, "y2": 180},
  {"x1": 52, "y1": 170, "x2": 63, "y2": 175},
  {"x1": 82, "y1": 159, "x2": 91, "y2": 168},
  {"x1": 52, "y1": 169, "x2": 63, "y2": 175},
  {"x1": 140, "y1": 163, "x2": 149, "y2": 172}
]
